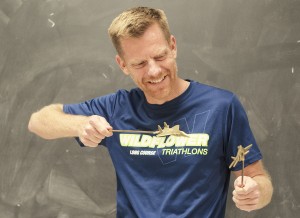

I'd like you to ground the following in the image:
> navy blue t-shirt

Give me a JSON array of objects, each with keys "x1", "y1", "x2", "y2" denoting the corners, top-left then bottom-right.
[{"x1": 63, "y1": 80, "x2": 262, "y2": 218}]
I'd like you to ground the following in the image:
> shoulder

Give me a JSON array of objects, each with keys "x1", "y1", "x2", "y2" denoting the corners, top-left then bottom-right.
[
  {"x1": 113, "y1": 87, "x2": 144, "y2": 102},
  {"x1": 192, "y1": 80, "x2": 233, "y2": 95},
  {"x1": 63, "y1": 87, "x2": 142, "y2": 116},
  {"x1": 189, "y1": 80, "x2": 236, "y2": 105},
  {"x1": 92, "y1": 87, "x2": 142, "y2": 103}
]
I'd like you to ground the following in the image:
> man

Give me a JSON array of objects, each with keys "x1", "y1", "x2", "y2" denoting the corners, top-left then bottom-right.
[{"x1": 28, "y1": 7, "x2": 273, "y2": 218}]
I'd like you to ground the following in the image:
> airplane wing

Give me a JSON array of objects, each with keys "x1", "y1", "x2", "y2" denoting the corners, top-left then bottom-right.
[
  {"x1": 158, "y1": 125, "x2": 163, "y2": 132},
  {"x1": 172, "y1": 125, "x2": 180, "y2": 130},
  {"x1": 244, "y1": 144, "x2": 253, "y2": 152},
  {"x1": 163, "y1": 122, "x2": 169, "y2": 128},
  {"x1": 229, "y1": 157, "x2": 239, "y2": 168},
  {"x1": 229, "y1": 148, "x2": 242, "y2": 168},
  {"x1": 179, "y1": 131, "x2": 189, "y2": 137}
]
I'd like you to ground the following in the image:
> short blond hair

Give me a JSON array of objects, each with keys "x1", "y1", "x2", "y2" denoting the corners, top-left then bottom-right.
[{"x1": 108, "y1": 7, "x2": 171, "y2": 55}]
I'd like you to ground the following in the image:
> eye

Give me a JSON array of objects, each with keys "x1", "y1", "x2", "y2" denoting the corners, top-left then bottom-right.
[
  {"x1": 132, "y1": 61, "x2": 146, "y2": 69},
  {"x1": 156, "y1": 56, "x2": 164, "y2": 61},
  {"x1": 155, "y1": 52, "x2": 168, "y2": 61}
]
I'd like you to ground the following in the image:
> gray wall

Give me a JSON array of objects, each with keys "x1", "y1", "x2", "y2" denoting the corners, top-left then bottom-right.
[{"x1": 0, "y1": 0, "x2": 299, "y2": 217}]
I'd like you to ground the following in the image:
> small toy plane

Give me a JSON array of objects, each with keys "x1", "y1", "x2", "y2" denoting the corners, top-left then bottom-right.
[
  {"x1": 229, "y1": 144, "x2": 253, "y2": 169},
  {"x1": 229, "y1": 144, "x2": 253, "y2": 187},
  {"x1": 112, "y1": 122, "x2": 189, "y2": 137},
  {"x1": 155, "y1": 122, "x2": 189, "y2": 137}
]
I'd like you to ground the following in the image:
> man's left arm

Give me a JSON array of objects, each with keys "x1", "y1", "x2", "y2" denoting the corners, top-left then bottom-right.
[{"x1": 232, "y1": 160, "x2": 273, "y2": 212}]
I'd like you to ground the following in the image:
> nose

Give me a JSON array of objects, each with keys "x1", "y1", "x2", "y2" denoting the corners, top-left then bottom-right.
[{"x1": 147, "y1": 60, "x2": 161, "y2": 77}]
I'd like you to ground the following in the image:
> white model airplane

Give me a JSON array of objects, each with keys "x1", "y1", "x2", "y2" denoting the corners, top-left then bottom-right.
[
  {"x1": 229, "y1": 144, "x2": 253, "y2": 169},
  {"x1": 155, "y1": 122, "x2": 189, "y2": 137}
]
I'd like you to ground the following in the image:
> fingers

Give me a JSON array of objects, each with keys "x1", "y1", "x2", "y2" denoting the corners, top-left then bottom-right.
[
  {"x1": 232, "y1": 199, "x2": 259, "y2": 212},
  {"x1": 80, "y1": 136, "x2": 100, "y2": 148},
  {"x1": 232, "y1": 189, "x2": 260, "y2": 210},
  {"x1": 79, "y1": 115, "x2": 113, "y2": 147},
  {"x1": 232, "y1": 176, "x2": 260, "y2": 212}
]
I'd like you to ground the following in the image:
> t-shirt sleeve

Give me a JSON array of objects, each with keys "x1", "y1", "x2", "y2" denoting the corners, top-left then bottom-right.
[
  {"x1": 225, "y1": 94, "x2": 262, "y2": 171},
  {"x1": 63, "y1": 93, "x2": 117, "y2": 147}
]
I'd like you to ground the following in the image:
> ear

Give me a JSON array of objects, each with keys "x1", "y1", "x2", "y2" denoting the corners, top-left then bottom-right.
[
  {"x1": 115, "y1": 55, "x2": 130, "y2": 75},
  {"x1": 169, "y1": 35, "x2": 177, "y2": 58}
]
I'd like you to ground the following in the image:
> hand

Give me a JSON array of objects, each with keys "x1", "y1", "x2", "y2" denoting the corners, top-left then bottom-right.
[
  {"x1": 78, "y1": 115, "x2": 113, "y2": 147},
  {"x1": 232, "y1": 176, "x2": 260, "y2": 212}
]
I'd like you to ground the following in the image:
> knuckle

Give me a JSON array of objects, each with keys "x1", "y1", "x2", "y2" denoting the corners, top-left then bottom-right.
[
  {"x1": 85, "y1": 127, "x2": 94, "y2": 134},
  {"x1": 232, "y1": 196, "x2": 237, "y2": 203},
  {"x1": 80, "y1": 135, "x2": 97, "y2": 147},
  {"x1": 86, "y1": 123, "x2": 94, "y2": 130},
  {"x1": 81, "y1": 131, "x2": 89, "y2": 138},
  {"x1": 80, "y1": 138, "x2": 90, "y2": 146},
  {"x1": 90, "y1": 115, "x2": 98, "y2": 119},
  {"x1": 99, "y1": 116, "x2": 106, "y2": 122},
  {"x1": 89, "y1": 115, "x2": 99, "y2": 124},
  {"x1": 84, "y1": 140, "x2": 97, "y2": 147}
]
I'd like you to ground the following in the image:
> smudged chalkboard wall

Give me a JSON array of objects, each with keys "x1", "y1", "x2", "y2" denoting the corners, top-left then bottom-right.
[{"x1": 0, "y1": 0, "x2": 299, "y2": 217}]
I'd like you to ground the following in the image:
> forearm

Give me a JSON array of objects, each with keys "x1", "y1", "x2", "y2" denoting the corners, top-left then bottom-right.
[
  {"x1": 28, "y1": 104, "x2": 87, "y2": 139},
  {"x1": 252, "y1": 174, "x2": 273, "y2": 209}
]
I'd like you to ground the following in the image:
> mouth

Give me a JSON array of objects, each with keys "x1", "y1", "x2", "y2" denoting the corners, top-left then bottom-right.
[{"x1": 148, "y1": 76, "x2": 166, "y2": 84}]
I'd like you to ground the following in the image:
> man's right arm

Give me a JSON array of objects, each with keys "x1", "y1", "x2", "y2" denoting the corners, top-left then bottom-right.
[{"x1": 28, "y1": 104, "x2": 113, "y2": 147}]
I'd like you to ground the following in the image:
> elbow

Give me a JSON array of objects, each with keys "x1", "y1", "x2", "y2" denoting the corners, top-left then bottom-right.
[
  {"x1": 28, "y1": 113, "x2": 37, "y2": 134},
  {"x1": 266, "y1": 178, "x2": 274, "y2": 205}
]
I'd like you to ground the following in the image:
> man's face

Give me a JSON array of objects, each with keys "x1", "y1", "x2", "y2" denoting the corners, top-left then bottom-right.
[{"x1": 116, "y1": 23, "x2": 179, "y2": 104}]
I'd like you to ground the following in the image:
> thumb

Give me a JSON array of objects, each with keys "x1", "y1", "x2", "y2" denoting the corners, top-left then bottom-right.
[{"x1": 234, "y1": 176, "x2": 245, "y2": 188}]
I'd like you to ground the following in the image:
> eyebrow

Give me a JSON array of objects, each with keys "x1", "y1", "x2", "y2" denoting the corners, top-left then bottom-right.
[{"x1": 154, "y1": 49, "x2": 168, "y2": 58}]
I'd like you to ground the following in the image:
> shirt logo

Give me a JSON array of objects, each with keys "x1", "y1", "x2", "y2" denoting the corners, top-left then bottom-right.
[
  {"x1": 120, "y1": 133, "x2": 209, "y2": 148},
  {"x1": 120, "y1": 110, "x2": 211, "y2": 164},
  {"x1": 120, "y1": 133, "x2": 209, "y2": 158}
]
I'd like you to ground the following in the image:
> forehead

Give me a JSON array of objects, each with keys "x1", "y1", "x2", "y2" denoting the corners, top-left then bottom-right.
[{"x1": 120, "y1": 24, "x2": 170, "y2": 61}]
